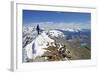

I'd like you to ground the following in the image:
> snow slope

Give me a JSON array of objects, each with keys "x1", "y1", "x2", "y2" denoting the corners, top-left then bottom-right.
[
  {"x1": 23, "y1": 31, "x2": 56, "y2": 62},
  {"x1": 23, "y1": 26, "x2": 37, "y2": 48},
  {"x1": 33, "y1": 31, "x2": 55, "y2": 58}
]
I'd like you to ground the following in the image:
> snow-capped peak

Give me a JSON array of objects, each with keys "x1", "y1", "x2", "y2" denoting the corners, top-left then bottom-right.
[{"x1": 48, "y1": 30, "x2": 65, "y2": 38}]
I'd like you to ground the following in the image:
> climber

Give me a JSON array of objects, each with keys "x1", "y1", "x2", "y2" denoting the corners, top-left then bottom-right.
[{"x1": 36, "y1": 24, "x2": 40, "y2": 35}]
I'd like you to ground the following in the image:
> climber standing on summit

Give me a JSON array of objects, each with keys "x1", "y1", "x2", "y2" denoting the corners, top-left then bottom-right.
[{"x1": 36, "y1": 24, "x2": 40, "y2": 35}]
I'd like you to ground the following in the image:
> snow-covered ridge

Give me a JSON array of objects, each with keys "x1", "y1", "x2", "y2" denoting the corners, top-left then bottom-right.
[{"x1": 23, "y1": 31, "x2": 56, "y2": 62}]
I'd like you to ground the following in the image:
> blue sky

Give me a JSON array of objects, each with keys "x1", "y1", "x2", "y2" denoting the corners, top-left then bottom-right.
[{"x1": 23, "y1": 10, "x2": 91, "y2": 29}]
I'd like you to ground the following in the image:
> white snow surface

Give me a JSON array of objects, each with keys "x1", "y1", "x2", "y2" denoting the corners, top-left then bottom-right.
[
  {"x1": 23, "y1": 31, "x2": 56, "y2": 61},
  {"x1": 33, "y1": 31, "x2": 55, "y2": 58},
  {"x1": 48, "y1": 30, "x2": 65, "y2": 38}
]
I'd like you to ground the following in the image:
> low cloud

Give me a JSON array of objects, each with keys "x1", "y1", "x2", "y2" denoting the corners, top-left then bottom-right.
[{"x1": 24, "y1": 22, "x2": 90, "y2": 30}]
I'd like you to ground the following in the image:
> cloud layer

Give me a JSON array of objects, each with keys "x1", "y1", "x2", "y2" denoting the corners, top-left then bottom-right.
[{"x1": 24, "y1": 22, "x2": 90, "y2": 30}]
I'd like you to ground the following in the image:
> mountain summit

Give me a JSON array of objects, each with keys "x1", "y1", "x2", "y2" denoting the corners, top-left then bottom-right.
[{"x1": 23, "y1": 30, "x2": 67, "y2": 62}]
